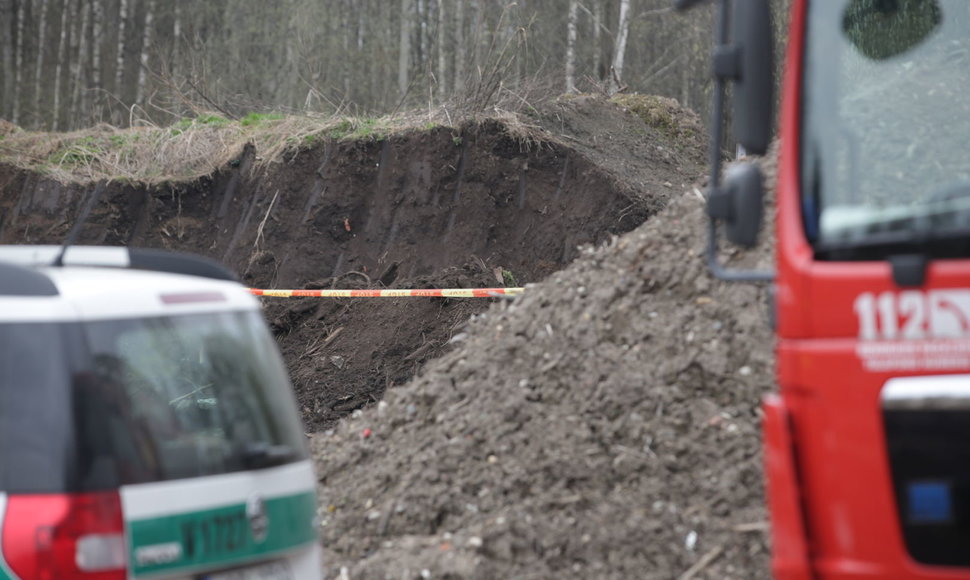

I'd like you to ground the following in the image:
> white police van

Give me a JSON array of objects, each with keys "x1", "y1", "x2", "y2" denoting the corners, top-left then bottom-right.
[{"x1": 0, "y1": 246, "x2": 322, "y2": 580}]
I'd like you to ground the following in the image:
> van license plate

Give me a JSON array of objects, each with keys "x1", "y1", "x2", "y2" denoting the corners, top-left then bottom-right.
[{"x1": 202, "y1": 561, "x2": 292, "y2": 580}]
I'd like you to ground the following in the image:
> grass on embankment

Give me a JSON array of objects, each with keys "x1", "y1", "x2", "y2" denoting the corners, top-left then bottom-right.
[
  {"x1": 0, "y1": 111, "x2": 452, "y2": 184},
  {"x1": 0, "y1": 94, "x2": 695, "y2": 185}
]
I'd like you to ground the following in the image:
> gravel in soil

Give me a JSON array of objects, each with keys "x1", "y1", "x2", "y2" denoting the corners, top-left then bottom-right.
[{"x1": 312, "y1": 181, "x2": 776, "y2": 578}]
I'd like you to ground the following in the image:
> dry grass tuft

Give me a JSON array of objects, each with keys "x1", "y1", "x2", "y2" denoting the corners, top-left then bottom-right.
[
  {"x1": 0, "y1": 119, "x2": 20, "y2": 138},
  {"x1": 0, "y1": 117, "x2": 248, "y2": 184},
  {"x1": 610, "y1": 93, "x2": 704, "y2": 146},
  {"x1": 0, "y1": 91, "x2": 560, "y2": 185}
]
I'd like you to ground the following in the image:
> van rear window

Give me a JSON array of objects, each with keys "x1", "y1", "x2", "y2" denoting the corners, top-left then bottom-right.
[{"x1": 0, "y1": 312, "x2": 307, "y2": 493}]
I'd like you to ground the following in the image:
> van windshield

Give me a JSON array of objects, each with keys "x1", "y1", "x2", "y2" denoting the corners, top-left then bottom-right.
[
  {"x1": 0, "y1": 311, "x2": 308, "y2": 493},
  {"x1": 802, "y1": 0, "x2": 970, "y2": 259}
]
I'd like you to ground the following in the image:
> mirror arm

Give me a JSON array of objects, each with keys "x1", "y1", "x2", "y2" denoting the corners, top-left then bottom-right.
[
  {"x1": 707, "y1": 220, "x2": 774, "y2": 283},
  {"x1": 673, "y1": 0, "x2": 710, "y2": 10},
  {"x1": 705, "y1": 0, "x2": 774, "y2": 284}
]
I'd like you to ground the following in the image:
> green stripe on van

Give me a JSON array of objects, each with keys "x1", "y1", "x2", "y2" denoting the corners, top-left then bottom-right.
[
  {"x1": 0, "y1": 560, "x2": 14, "y2": 580},
  {"x1": 128, "y1": 491, "x2": 317, "y2": 576},
  {"x1": 0, "y1": 497, "x2": 17, "y2": 580}
]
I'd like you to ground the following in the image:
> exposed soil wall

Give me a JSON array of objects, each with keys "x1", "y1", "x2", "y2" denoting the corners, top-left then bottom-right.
[
  {"x1": 0, "y1": 96, "x2": 703, "y2": 430},
  {"x1": 1, "y1": 123, "x2": 646, "y2": 285}
]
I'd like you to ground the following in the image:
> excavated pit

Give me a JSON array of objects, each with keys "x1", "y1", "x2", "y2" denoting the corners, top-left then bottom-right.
[{"x1": 0, "y1": 97, "x2": 704, "y2": 431}]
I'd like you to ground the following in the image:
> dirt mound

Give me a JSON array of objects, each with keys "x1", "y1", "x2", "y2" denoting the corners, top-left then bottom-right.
[
  {"x1": 537, "y1": 94, "x2": 706, "y2": 195},
  {"x1": 312, "y1": 183, "x2": 776, "y2": 578}
]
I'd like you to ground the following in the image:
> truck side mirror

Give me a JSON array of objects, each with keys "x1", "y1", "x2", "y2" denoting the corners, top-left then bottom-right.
[
  {"x1": 728, "y1": 0, "x2": 774, "y2": 155},
  {"x1": 673, "y1": 0, "x2": 774, "y2": 282},
  {"x1": 708, "y1": 163, "x2": 765, "y2": 248}
]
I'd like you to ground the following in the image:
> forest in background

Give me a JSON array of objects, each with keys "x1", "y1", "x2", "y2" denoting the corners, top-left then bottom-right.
[{"x1": 0, "y1": 0, "x2": 791, "y2": 132}]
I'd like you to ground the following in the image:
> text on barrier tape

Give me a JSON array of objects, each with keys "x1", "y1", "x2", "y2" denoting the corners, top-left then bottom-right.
[{"x1": 248, "y1": 287, "x2": 525, "y2": 298}]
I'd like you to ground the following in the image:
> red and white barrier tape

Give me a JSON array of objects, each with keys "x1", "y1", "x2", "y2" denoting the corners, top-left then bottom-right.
[{"x1": 248, "y1": 287, "x2": 524, "y2": 298}]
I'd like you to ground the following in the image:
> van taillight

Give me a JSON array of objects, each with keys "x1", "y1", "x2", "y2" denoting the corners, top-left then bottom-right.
[{"x1": 2, "y1": 492, "x2": 126, "y2": 580}]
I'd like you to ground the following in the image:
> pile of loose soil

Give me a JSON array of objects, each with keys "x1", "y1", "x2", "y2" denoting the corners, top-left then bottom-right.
[{"x1": 312, "y1": 162, "x2": 777, "y2": 578}]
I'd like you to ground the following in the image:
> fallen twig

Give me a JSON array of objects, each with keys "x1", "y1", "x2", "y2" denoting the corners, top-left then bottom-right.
[
  {"x1": 678, "y1": 544, "x2": 724, "y2": 580},
  {"x1": 732, "y1": 521, "x2": 769, "y2": 533},
  {"x1": 253, "y1": 189, "x2": 280, "y2": 250}
]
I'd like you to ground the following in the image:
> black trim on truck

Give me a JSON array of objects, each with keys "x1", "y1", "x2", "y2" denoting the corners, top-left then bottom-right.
[{"x1": 127, "y1": 248, "x2": 237, "y2": 282}]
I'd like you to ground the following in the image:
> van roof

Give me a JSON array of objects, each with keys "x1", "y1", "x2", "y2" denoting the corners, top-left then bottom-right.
[
  {"x1": 0, "y1": 246, "x2": 236, "y2": 282},
  {"x1": 0, "y1": 246, "x2": 255, "y2": 323}
]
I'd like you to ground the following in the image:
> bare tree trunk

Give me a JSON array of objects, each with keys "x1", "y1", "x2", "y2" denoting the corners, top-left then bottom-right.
[
  {"x1": 69, "y1": 0, "x2": 89, "y2": 128},
  {"x1": 32, "y1": 0, "x2": 48, "y2": 124},
  {"x1": 0, "y1": 0, "x2": 12, "y2": 119},
  {"x1": 514, "y1": 0, "x2": 525, "y2": 82},
  {"x1": 52, "y1": 0, "x2": 70, "y2": 130},
  {"x1": 339, "y1": 0, "x2": 350, "y2": 103},
  {"x1": 592, "y1": 0, "x2": 602, "y2": 81},
  {"x1": 360, "y1": 2, "x2": 372, "y2": 106},
  {"x1": 453, "y1": 0, "x2": 464, "y2": 94},
  {"x1": 435, "y1": 0, "x2": 445, "y2": 98},
  {"x1": 565, "y1": 0, "x2": 578, "y2": 93},
  {"x1": 171, "y1": 0, "x2": 186, "y2": 70},
  {"x1": 470, "y1": 0, "x2": 481, "y2": 80},
  {"x1": 416, "y1": 0, "x2": 426, "y2": 70},
  {"x1": 65, "y1": 0, "x2": 80, "y2": 125},
  {"x1": 91, "y1": 0, "x2": 102, "y2": 109},
  {"x1": 398, "y1": 0, "x2": 412, "y2": 97},
  {"x1": 610, "y1": 0, "x2": 631, "y2": 94},
  {"x1": 78, "y1": 0, "x2": 93, "y2": 121},
  {"x1": 12, "y1": 0, "x2": 25, "y2": 124},
  {"x1": 172, "y1": 0, "x2": 180, "y2": 48},
  {"x1": 283, "y1": 7, "x2": 299, "y2": 106},
  {"x1": 114, "y1": 0, "x2": 128, "y2": 104},
  {"x1": 135, "y1": 0, "x2": 155, "y2": 107}
]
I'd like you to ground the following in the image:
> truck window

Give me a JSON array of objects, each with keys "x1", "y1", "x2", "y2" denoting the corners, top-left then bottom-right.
[{"x1": 801, "y1": 0, "x2": 970, "y2": 259}]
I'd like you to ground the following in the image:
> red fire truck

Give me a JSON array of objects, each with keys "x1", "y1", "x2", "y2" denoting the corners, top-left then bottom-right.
[{"x1": 678, "y1": 0, "x2": 970, "y2": 577}]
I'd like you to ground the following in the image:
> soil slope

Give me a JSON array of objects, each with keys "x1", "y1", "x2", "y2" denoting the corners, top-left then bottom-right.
[{"x1": 313, "y1": 181, "x2": 775, "y2": 579}]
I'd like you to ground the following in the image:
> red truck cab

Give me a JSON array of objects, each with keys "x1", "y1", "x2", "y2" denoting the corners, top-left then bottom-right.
[{"x1": 681, "y1": 0, "x2": 970, "y2": 577}]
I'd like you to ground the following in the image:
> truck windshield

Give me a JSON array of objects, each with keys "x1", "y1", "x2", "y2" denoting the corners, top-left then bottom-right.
[{"x1": 802, "y1": 0, "x2": 970, "y2": 260}]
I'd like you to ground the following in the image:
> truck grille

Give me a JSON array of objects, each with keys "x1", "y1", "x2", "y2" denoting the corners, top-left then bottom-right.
[{"x1": 883, "y1": 375, "x2": 970, "y2": 567}]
